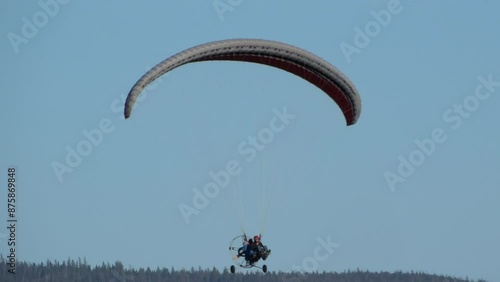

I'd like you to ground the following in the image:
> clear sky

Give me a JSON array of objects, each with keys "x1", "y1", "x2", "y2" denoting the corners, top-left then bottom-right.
[{"x1": 1, "y1": 0, "x2": 499, "y2": 281}]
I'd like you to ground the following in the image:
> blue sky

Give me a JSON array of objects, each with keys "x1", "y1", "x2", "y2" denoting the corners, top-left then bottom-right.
[{"x1": 1, "y1": 0, "x2": 499, "y2": 281}]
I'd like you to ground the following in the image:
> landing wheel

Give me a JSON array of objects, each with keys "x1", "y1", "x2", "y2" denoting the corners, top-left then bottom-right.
[
  {"x1": 230, "y1": 265, "x2": 235, "y2": 273},
  {"x1": 262, "y1": 265, "x2": 267, "y2": 273}
]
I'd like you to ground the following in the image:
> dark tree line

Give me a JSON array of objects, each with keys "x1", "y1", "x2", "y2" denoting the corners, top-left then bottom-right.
[{"x1": 0, "y1": 256, "x2": 489, "y2": 282}]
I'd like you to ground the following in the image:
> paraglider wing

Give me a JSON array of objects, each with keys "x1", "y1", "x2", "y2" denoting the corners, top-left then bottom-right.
[{"x1": 124, "y1": 38, "x2": 361, "y2": 125}]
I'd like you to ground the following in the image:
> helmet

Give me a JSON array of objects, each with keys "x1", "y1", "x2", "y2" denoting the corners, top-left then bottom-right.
[{"x1": 254, "y1": 235, "x2": 260, "y2": 241}]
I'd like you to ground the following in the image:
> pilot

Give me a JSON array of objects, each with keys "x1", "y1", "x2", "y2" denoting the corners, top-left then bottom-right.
[
  {"x1": 238, "y1": 238, "x2": 255, "y2": 260},
  {"x1": 245, "y1": 239, "x2": 255, "y2": 260},
  {"x1": 253, "y1": 235, "x2": 270, "y2": 260},
  {"x1": 254, "y1": 235, "x2": 262, "y2": 246}
]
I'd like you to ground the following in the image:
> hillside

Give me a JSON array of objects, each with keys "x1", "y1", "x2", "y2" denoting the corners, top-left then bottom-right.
[{"x1": 0, "y1": 257, "x2": 488, "y2": 282}]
